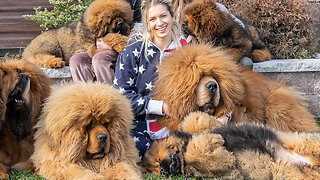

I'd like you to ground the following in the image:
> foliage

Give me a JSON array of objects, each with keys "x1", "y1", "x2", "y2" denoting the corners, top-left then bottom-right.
[
  {"x1": 23, "y1": 0, "x2": 93, "y2": 30},
  {"x1": 218, "y1": 0, "x2": 320, "y2": 59}
]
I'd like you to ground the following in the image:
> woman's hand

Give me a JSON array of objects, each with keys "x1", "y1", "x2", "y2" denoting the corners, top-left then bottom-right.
[
  {"x1": 162, "y1": 102, "x2": 173, "y2": 117},
  {"x1": 96, "y1": 38, "x2": 111, "y2": 51}
]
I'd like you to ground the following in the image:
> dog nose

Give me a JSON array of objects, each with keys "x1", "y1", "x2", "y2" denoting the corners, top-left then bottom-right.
[
  {"x1": 97, "y1": 134, "x2": 107, "y2": 143},
  {"x1": 16, "y1": 68, "x2": 21, "y2": 73},
  {"x1": 160, "y1": 167, "x2": 168, "y2": 176},
  {"x1": 206, "y1": 82, "x2": 217, "y2": 93}
]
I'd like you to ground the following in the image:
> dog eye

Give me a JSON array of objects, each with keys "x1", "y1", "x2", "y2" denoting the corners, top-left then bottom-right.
[
  {"x1": 2, "y1": 70, "x2": 7, "y2": 78},
  {"x1": 86, "y1": 122, "x2": 93, "y2": 129},
  {"x1": 168, "y1": 144, "x2": 175, "y2": 150}
]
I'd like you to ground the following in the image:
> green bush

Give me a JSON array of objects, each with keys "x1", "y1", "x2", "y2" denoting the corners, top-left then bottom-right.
[
  {"x1": 218, "y1": 0, "x2": 319, "y2": 59},
  {"x1": 23, "y1": 0, "x2": 93, "y2": 30}
]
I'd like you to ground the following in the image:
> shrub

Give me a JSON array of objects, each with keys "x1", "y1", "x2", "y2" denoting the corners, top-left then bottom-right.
[
  {"x1": 23, "y1": 0, "x2": 93, "y2": 30},
  {"x1": 218, "y1": 0, "x2": 319, "y2": 59}
]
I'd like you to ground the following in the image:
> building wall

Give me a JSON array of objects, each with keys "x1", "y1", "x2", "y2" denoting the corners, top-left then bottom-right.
[{"x1": 0, "y1": 0, "x2": 52, "y2": 56}]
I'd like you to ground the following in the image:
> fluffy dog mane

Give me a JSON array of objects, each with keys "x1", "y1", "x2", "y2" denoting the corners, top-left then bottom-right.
[
  {"x1": 153, "y1": 44, "x2": 244, "y2": 130},
  {"x1": 85, "y1": 0, "x2": 133, "y2": 37},
  {"x1": 32, "y1": 83, "x2": 136, "y2": 172}
]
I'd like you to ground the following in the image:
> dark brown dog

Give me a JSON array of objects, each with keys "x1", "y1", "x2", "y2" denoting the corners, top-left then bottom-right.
[
  {"x1": 0, "y1": 60, "x2": 50, "y2": 179},
  {"x1": 181, "y1": 0, "x2": 271, "y2": 62}
]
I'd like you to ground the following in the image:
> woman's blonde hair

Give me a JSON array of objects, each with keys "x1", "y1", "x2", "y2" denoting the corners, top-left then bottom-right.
[{"x1": 135, "y1": 0, "x2": 182, "y2": 61}]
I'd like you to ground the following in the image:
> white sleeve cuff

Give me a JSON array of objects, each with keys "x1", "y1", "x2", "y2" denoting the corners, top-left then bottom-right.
[{"x1": 146, "y1": 100, "x2": 164, "y2": 115}]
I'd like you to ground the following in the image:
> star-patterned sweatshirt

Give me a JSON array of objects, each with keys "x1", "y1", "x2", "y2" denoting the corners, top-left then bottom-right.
[{"x1": 114, "y1": 37, "x2": 186, "y2": 139}]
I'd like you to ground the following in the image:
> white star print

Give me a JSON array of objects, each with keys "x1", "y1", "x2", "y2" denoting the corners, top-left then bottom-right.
[
  {"x1": 113, "y1": 77, "x2": 118, "y2": 85},
  {"x1": 118, "y1": 87, "x2": 125, "y2": 94},
  {"x1": 127, "y1": 78, "x2": 134, "y2": 86},
  {"x1": 147, "y1": 48, "x2": 156, "y2": 57},
  {"x1": 119, "y1": 63, "x2": 124, "y2": 70},
  {"x1": 133, "y1": 66, "x2": 138, "y2": 74},
  {"x1": 139, "y1": 65, "x2": 146, "y2": 74},
  {"x1": 145, "y1": 142, "x2": 150, "y2": 148},
  {"x1": 145, "y1": 82, "x2": 153, "y2": 90},
  {"x1": 133, "y1": 136, "x2": 140, "y2": 142},
  {"x1": 132, "y1": 48, "x2": 140, "y2": 57},
  {"x1": 137, "y1": 97, "x2": 144, "y2": 106}
]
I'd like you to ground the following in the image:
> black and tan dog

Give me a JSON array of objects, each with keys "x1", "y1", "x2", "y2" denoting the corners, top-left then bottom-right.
[
  {"x1": 22, "y1": 0, "x2": 133, "y2": 68},
  {"x1": 0, "y1": 59, "x2": 50, "y2": 179},
  {"x1": 143, "y1": 112, "x2": 320, "y2": 179},
  {"x1": 181, "y1": 0, "x2": 271, "y2": 62}
]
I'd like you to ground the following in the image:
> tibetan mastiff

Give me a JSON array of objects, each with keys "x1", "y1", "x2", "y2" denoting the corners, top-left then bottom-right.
[
  {"x1": 0, "y1": 59, "x2": 50, "y2": 179},
  {"x1": 181, "y1": 0, "x2": 271, "y2": 62},
  {"x1": 143, "y1": 113, "x2": 320, "y2": 179},
  {"x1": 23, "y1": 0, "x2": 133, "y2": 68},
  {"x1": 31, "y1": 83, "x2": 141, "y2": 179},
  {"x1": 152, "y1": 44, "x2": 319, "y2": 132}
]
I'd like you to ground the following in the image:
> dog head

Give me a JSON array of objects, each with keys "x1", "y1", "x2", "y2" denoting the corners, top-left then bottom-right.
[
  {"x1": 35, "y1": 82, "x2": 135, "y2": 166},
  {"x1": 182, "y1": 0, "x2": 232, "y2": 43},
  {"x1": 152, "y1": 44, "x2": 244, "y2": 130},
  {"x1": 84, "y1": 0, "x2": 133, "y2": 38},
  {"x1": 143, "y1": 131, "x2": 192, "y2": 176},
  {"x1": 0, "y1": 64, "x2": 31, "y2": 135}
]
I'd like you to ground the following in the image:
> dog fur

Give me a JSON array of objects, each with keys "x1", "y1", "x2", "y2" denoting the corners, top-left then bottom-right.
[
  {"x1": 152, "y1": 44, "x2": 319, "y2": 132},
  {"x1": 181, "y1": 0, "x2": 271, "y2": 62},
  {"x1": 31, "y1": 82, "x2": 141, "y2": 179},
  {"x1": 143, "y1": 111, "x2": 320, "y2": 179},
  {"x1": 22, "y1": 0, "x2": 133, "y2": 68},
  {"x1": 0, "y1": 59, "x2": 50, "y2": 179}
]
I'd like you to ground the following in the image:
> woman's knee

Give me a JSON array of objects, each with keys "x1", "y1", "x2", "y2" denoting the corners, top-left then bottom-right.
[
  {"x1": 70, "y1": 52, "x2": 91, "y2": 67},
  {"x1": 92, "y1": 51, "x2": 117, "y2": 65}
]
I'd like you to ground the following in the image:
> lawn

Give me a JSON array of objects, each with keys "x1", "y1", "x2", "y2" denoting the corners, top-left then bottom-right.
[{"x1": 8, "y1": 170, "x2": 216, "y2": 180}]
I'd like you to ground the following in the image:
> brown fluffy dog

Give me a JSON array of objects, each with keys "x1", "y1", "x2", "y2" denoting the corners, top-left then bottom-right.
[
  {"x1": 0, "y1": 59, "x2": 50, "y2": 179},
  {"x1": 143, "y1": 112, "x2": 320, "y2": 179},
  {"x1": 22, "y1": 0, "x2": 133, "y2": 68},
  {"x1": 152, "y1": 44, "x2": 319, "y2": 132},
  {"x1": 182, "y1": 0, "x2": 271, "y2": 62},
  {"x1": 31, "y1": 83, "x2": 141, "y2": 179}
]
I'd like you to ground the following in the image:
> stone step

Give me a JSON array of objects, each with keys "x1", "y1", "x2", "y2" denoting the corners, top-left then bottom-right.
[{"x1": 42, "y1": 59, "x2": 320, "y2": 116}]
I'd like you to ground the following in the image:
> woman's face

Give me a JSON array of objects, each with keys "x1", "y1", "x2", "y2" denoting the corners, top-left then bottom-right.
[{"x1": 147, "y1": 4, "x2": 173, "y2": 41}]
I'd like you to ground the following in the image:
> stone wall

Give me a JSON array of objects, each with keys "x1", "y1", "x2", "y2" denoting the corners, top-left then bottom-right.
[{"x1": 43, "y1": 59, "x2": 320, "y2": 116}]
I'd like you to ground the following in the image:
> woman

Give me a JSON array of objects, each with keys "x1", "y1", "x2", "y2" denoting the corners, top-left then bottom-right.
[{"x1": 114, "y1": 0, "x2": 187, "y2": 159}]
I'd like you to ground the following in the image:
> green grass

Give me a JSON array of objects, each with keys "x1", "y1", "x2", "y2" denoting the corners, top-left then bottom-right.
[
  {"x1": 7, "y1": 171, "x2": 217, "y2": 180},
  {"x1": 8, "y1": 170, "x2": 44, "y2": 180},
  {"x1": 316, "y1": 117, "x2": 320, "y2": 126}
]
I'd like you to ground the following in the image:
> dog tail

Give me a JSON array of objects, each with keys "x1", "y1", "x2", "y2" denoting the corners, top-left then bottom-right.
[{"x1": 251, "y1": 47, "x2": 272, "y2": 62}]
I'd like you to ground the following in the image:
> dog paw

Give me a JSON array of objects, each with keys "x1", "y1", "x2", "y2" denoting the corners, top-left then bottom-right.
[
  {"x1": 179, "y1": 111, "x2": 222, "y2": 134},
  {"x1": 46, "y1": 58, "x2": 65, "y2": 68}
]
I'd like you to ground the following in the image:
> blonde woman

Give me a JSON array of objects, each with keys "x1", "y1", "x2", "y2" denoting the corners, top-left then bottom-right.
[{"x1": 114, "y1": 0, "x2": 187, "y2": 159}]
